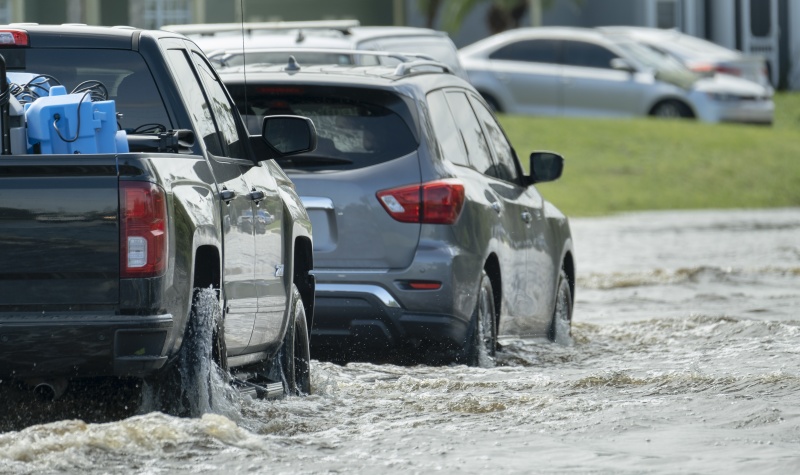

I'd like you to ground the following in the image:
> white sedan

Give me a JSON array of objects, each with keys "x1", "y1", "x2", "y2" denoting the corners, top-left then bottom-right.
[{"x1": 459, "y1": 27, "x2": 773, "y2": 125}]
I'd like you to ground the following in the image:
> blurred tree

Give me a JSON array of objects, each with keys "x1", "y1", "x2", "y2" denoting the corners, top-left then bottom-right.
[{"x1": 418, "y1": 0, "x2": 581, "y2": 34}]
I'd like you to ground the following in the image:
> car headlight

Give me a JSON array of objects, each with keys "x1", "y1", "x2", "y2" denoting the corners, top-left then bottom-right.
[{"x1": 706, "y1": 92, "x2": 742, "y2": 102}]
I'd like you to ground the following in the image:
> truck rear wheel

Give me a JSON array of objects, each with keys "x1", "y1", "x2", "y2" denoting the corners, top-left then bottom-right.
[{"x1": 144, "y1": 287, "x2": 229, "y2": 416}]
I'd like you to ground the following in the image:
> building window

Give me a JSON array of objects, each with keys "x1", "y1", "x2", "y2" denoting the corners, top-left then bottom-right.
[
  {"x1": 656, "y1": 0, "x2": 681, "y2": 29},
  {"x1": 749, "y1": 0, "x2": 771, "y2": 37},
  {"x1": 0, "y1": 0, "x2": 13, "y2": 24},
  {"x1": 141, "y1": 0, "x2": 192, "y2": 29}
]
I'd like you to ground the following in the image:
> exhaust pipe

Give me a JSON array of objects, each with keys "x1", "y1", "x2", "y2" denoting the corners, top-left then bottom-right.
[{"x1": 32, "y1": 378, "x2": 69, "y2": 402}]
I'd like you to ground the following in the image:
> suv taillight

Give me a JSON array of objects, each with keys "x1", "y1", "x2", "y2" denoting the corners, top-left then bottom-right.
[
  {"x1": 120, "y1": 181, "x2": 167, "y2": 278},
  {"x1": 377, "y1": 179, "x2": 465, "y2": 225}
]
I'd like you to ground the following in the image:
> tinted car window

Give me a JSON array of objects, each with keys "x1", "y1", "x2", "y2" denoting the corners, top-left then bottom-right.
[
  {"x1": 211, "y1": 51, "x2": 355, "y2": 68},
  {"x1": 489, "y1": 39, "x2": 559, "y2": 64},
  {"x1": 5, "y1": 48, "x2": 171, "y2": 134},
  {"x1": 426, "y1": 90, "x2": 469, "y2": 167},
  {"x1": 469, "y1": 96, "x2": 519, "y2": 183},
  {"x1": 562, "y1": 40, "x2": 617, "y2": 69},
  {"x1": 445, "y1": 91, "x2": 494, "y2": 175},
  {"x1": 371, "y1": 37, "x2": 462, "y2": 73},
  {"x1": 166, "y1": 49, "x2": 224, "y2": 155},
  {"x1": 226, "y1": 84, "x2": 418, "y2": 170},
  {"x1": 191, "y1": 51, "x2": 247, "y2": 159}
]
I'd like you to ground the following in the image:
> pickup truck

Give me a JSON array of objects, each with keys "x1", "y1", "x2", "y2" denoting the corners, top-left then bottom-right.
[{"x1": 0, "y1": 25, "x2": 316, "y2": 416}]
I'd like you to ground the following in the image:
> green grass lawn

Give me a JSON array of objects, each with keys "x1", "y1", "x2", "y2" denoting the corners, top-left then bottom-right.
[{"x1": 499, "y1": 92, "x2": 800, "y2": 216}]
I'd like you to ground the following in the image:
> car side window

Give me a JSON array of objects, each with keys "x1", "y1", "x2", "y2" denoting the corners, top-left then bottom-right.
[
  {"x1": 191, "y1": 51, "x2": 247, "y2": 159},
  {"x1": 445, "y1": 91, "x2": 494, "y2": 175},
  {"x1": 469, "y1": 95, "x2": 520, "y2": 184},
  {"x1": 562, "y1": 40, "x2": 617, "y2": 69},
  {"x1": 165, "y1": 49, "x2": 224, "y2": 156},
  {"x1": 426, "y1": 90, "x2": 468, "y2": 167},
  {"x1": 489, "y1": 39, "x2": 559, "y2": 64}
]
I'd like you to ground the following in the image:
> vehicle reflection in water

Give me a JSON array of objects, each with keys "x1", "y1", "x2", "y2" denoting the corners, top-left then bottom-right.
[{"x1": 1, "y1": 208, "x2": 798, "y2": 474}]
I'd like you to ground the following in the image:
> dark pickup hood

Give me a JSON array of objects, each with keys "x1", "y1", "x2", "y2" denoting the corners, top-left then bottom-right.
[{"x1": 0, "y1": 156, "x2": 120, "y2": 309}]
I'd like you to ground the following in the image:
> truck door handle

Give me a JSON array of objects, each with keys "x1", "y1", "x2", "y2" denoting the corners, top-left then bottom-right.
[
  {"x1": 220, "y1": 190, "x2": 236, "y2": 202},
  {"x1": 249, "y1": 190, "x2": 265, "y2": 202},
  {"x1": 521, "y1": 211, "x2": 532, "y2": 223},
  {"x1": 491, "y1": 202, "x2": 501, "y2": 214}
]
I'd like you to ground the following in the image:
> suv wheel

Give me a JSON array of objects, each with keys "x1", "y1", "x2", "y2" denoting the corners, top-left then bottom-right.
[{"x1": 465, "y1": 270, "x2": 497, "y2": 366}]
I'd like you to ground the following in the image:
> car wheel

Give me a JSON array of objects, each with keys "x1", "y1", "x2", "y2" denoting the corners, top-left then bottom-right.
[
  {"x1": 145, "y1": 287, "x2": 229, "y2": 416},
  {"x1": 548, "y1": 270, "x2": 573, "y2": 344},
  {"x1": 465, "y1": 270, "x2": 497, "y2": 367},
  {"x1": 651, "y1": 100, "x2": 693, "y2": 119},
  {"x1": 278, "y1": 284, "x2": 312, "y2": 396}
]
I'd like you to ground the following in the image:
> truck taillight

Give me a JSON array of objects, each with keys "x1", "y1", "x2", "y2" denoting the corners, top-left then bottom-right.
[
  {"x1": 120, "y1": 181, "x2": 167, "y2": 278},
  {"x1": 377, "y1": 179, "x2": 465, "y2": 225}
]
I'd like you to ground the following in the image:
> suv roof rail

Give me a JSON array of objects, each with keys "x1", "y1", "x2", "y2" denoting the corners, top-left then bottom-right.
[
  {"x1": 392, "y1": 60, "x2": 453, "y2": 77},
  {"x1": 162, "y1": 20, "x2": 361, "y2": 36}
]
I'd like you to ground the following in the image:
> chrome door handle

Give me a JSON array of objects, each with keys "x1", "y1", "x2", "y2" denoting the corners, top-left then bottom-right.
[
  {"x1": 491, "y1": 202, "x2": 501, "y2": 214},
  {"x1": 521, "y1": 211, "x2": 532, "y2": 223},
  {"x1": 220, "y1": 189, "x2": 236, "y2": 203},
  {"x1": 249, "y1": 190, "x2": 265, "y2": 202}
]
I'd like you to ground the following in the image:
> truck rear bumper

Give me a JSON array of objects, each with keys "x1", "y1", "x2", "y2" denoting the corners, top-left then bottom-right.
[{"x1": 0, "y1": 313, "x2": 174, "y2": 379}]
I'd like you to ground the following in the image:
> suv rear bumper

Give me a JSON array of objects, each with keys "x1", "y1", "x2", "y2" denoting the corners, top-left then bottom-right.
[
  {"x1": 311, "y1": 283, "x2": 469, "y2": 351},
  {"x1": 0, "y1": 313, "x2": 173, "y2": 379}
]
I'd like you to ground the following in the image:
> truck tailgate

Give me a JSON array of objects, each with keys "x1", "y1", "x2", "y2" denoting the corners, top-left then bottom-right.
[{"x1": 0, "y1": 157, "x2": 120, "y2": 308}]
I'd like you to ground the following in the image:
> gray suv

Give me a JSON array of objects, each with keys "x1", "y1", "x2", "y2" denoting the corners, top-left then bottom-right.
[{"x1": 220, "y1": 52, "x2": 575, "y2": 365}]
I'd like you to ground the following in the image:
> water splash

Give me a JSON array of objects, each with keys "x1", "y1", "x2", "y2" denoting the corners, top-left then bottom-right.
[{"x1": 140, "y1": 288, "x2": 241, "y2": 420}]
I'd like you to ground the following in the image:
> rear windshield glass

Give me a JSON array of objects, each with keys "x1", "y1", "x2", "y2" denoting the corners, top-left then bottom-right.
[
  {"x1": 211, "y1": 51, "x2": 356, "y2": 68},
  {"x1": 2, "y1": 48, "x2": 171, "y2": 133},
  {"x1": 226, "y1": 84, "x2": 419, "y2": 170}
]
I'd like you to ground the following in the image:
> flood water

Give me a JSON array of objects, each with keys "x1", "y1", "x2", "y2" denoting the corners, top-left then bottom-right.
[{"x1": 2, "y1": 208, "x2": 799, "y2": 474}]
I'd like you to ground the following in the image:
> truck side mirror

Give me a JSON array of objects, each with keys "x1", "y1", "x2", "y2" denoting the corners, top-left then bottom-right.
[
  {"x1": 262, "y1": 115, "x2": 317, "y2": 157},
  {"x1": 527, "y1": 151, "x2": 564, "y2": 185}
]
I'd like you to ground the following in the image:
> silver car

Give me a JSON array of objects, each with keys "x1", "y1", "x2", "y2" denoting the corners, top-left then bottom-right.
[
  {"x1": 599, "y1": 26, "x2": 773, "y2": 91},
  {"x1": 164, "y1": 20, "x2": 469, "y2": 80},
  {"x1": 459, "y1": 27, "x2": 773, "y2": 124},
  {"x1": 219, "y1": 52, "x2": 575, "y2": 365}
]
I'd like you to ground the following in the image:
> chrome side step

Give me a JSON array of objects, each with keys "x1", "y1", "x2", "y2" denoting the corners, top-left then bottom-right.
[{"x1": 232, "y1": 377, "x2": 285, "y2": 400}]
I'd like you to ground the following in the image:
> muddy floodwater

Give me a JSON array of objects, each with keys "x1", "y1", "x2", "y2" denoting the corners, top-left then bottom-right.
[{"x1": 2, "y1": 208, "x2": 799, "y2": 474}]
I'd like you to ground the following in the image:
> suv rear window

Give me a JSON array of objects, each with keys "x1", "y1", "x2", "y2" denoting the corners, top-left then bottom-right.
[{"x1": 227, "y1": 84, "x2": 419, "y2": 170}]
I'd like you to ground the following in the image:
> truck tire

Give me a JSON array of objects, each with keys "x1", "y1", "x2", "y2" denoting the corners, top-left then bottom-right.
[
  {"x1": 279, "y1": 285, "x2": 312, "y2": 396},
  {"x1": 145, "y1": 287, "x2": 229, "y2": 416},
  {"x1": 548, "y1": 270, "x2": 573, "y2": 344}
]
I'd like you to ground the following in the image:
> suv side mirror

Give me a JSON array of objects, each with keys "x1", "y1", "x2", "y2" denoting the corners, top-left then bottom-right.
[
  {"x1": 262, "y1": 115, "x2": 317, "y2": 158},
  {"x1": 527, "y1": 151, "x2": 564, "y2": 185}
]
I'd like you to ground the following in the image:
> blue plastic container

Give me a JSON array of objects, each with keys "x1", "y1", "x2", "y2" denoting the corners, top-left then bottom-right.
[{"x1": 25, "y1": 85, "x2": 128, "y2": 154}]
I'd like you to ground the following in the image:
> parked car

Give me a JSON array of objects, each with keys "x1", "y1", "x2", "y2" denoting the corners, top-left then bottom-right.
[
  {"x1": 459, "y1": 27, "x2": 774, "y2": 124},
  {"x1": 162, "y1": 20, "x2": 469, "y2": 80},
  {"x1": 598, "y1": 26, "x2": 773, "y2": 91},
  {"x1": 0, "y1": 25, "x2": 316, "y2": 415},
  {"x1": 218, "y1": 51, "x2": 575, "y2": 366}
]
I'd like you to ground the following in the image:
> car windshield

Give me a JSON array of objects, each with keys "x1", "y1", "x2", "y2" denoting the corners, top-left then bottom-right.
[
  {"x1": 657, "y1": 34, "x2": 739, "y2": 61},
  {"x1": 612, "y1": 39, "x2": 698, "y2": 88},
  {"x1": 226, "y1": 84, "x2": 419, "y2": 170}
]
